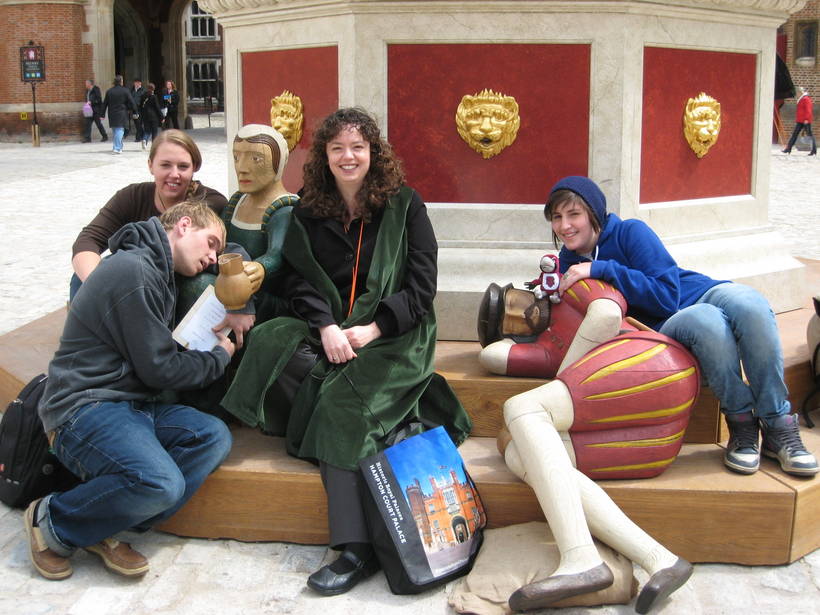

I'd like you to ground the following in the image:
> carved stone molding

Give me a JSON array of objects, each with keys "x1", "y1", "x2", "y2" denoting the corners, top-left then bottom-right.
[
  {"x1": 685, "y1": 0, "x2": 807, "y2": 11},
  {"x1": 195, "y1": 0, "x2": 808, "y2": 19},
  {"x1": 196, "y1": 0, "x2": 271, "y2": 13}
]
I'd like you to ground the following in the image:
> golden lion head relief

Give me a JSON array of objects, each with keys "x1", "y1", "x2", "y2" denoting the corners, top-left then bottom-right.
[
  {"x1": 456, "y1": 89, "x2": 521, "y2": 159},
  {"x1": 269, "y1": 90, "x2": 304, "y2": 151},
  {"x1": 683, "y1": 93, "x2": 721, "y2": 158}
]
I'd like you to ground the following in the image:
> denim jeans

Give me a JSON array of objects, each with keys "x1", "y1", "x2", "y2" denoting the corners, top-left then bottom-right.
[
  {"x1": 659, "y1": 283, "x2": 789, "y2": 421},
  {"x1": 112, "y1": 126, "x2": 125, "y2": 152},
  {"x1": 37, "y1": 400, "x2": 232, "y2": 556},
  {"x1": 68, "y1": 273, "x2": 82, "y2": 302}
]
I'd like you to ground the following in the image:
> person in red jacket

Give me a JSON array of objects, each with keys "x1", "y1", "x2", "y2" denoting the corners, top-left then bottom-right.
[{"x1": 783, "y1": 87, "x2": 816, "y2": 155}]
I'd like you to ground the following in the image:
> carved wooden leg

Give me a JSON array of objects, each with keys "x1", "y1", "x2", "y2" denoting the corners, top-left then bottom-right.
[
  {"x1": 503, "y1": 381, "x2": 613, "y2": 610},
  {"x1": 556, "y1": 297, "x2": 624, "y2": 374}
]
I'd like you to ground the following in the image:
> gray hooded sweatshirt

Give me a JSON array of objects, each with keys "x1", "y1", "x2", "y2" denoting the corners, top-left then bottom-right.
[{"x1": 39, "y1": 217, "x2": 230, "y2": 432}]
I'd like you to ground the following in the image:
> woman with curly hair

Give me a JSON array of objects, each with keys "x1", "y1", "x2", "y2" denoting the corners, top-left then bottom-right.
[{"x1": 222, "y1": 108, "x2": 472, "y2": 595}]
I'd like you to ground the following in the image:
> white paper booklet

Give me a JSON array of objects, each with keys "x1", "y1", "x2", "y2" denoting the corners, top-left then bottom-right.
[{"x1": 172, "y1": 285, "x2": 232, "y2": 351}]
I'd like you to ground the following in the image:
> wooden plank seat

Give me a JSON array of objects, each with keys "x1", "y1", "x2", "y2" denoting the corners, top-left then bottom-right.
[
  {"x1": 4, "y1": 303, "x2": 810, "y2": 448},
  {"x1": 156, "y1": 427, "x2": 820, "y2": 566},
  {"x1": 435, "y1": 340, "x2": 723, "y2": 444},
  {"x1": 1, "y1": 259, "x2": 818, "y2": 565}
]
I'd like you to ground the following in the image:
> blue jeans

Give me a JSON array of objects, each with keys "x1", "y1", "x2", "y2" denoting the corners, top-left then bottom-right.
[
  {"x1": 659, "y1": 283, "x2": 789, "y2": 421},
  {"x1": 68, "y1": 273, "x2": 82, "y2": 302},
  {"x1": 112, "y1": 126, "x2": 125, "y2": 152},
  {"x1": 37, "y1": 400, "x2": 232, "y2": 556}
]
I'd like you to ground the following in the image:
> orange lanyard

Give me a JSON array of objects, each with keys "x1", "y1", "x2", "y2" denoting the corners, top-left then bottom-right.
[{"x1": 347, "y1": 219, "x2": 365, "y2": 318}]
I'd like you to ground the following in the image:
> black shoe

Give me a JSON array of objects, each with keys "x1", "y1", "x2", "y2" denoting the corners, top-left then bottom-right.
[
  {"x1": 100, "y1": 136, "x2": 108, "y2": 142},
  {"x1": 82, "y1": 138, "x2": 91, "y2": 143},
  {"x1": 635, "y1": 558, "x2": 693, "y2": 614},
  {"x1": 508, "y1": 562, "x2": 614, "y2": 611},
  {"x1": 781, "y1": 149, "x2": 790, "y2": 154},
  {"x1": 724, "y1": 412, "x2": 760, "y2": 474},
  {"x1": 306, "y1": 549, "x2": 379, "y2": 596}
]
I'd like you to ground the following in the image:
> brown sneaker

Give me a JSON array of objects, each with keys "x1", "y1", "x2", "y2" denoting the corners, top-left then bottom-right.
[
  {"x1": 85, "y1": 538, "x2": 149, "y2": 577},
  {"x1": 24, "y1": 499, "x2": 73, "y2": 580}
]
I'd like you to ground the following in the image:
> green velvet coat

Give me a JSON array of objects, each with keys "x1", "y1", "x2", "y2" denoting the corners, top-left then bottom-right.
[{"x1": 221, "y1": 187, "x2": 472, "y2": 470}]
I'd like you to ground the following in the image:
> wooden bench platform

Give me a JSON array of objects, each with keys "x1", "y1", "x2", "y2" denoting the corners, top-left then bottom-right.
[
  {"x1": 2, "y1": 259, "x2": 818, "y2": 565},
  {"x1": 155, "y1": 427, "x2": 820, "y2": 565}
]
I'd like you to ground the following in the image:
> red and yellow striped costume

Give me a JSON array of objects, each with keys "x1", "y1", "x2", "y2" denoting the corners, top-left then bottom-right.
[
  {"x1": 559, "y1": 331, "x2": 700, "y2": 479},
  {"x1": 506, "y1": 279, "x2": 629, "y2": 378}
]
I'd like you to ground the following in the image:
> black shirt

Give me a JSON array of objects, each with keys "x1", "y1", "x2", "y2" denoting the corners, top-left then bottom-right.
[{"x1": 285, "y1": 189, "x2": 437, "y2": 338}]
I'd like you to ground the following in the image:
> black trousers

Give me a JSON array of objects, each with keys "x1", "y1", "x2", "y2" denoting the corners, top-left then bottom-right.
[
  {"x1": 132, "y1": 115, "x2": 144, "y2": 141},
  {"x1": 273, "y1": 343, "x2": 370, "y2": 549},
  {"x1": 142, "y1": 120, "x2": 159, "y2": 142},
  {"x1": 83, "y1": 114, "x2": 107, "y2": 140},
  {"x1": 320, "y1": 462, "x2": 369, "y2": 548},
  {"x1": 785, "y1": 122, "x2": 817, "y2": 154},
  {"x1": 163, "y1": 109, "x2": 179, "y2": 130}
]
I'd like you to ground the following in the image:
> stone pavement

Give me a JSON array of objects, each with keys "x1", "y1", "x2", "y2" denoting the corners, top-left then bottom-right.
[{"x1": 0, "y1": 126, "x2": 819, "y2": 614}]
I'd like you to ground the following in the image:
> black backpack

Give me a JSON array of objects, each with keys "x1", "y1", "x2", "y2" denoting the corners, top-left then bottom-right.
[{"x1": 0, "y1": 374, "x2": 78, "y2": 508}]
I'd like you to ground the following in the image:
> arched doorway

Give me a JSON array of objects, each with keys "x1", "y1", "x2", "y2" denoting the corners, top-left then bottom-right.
[
  {"x1": 113, "y1": 0, "x2": 149, "y2": 83},
  {"x1": 451, "y1": 516, "x2": 469, "y2": 543}
]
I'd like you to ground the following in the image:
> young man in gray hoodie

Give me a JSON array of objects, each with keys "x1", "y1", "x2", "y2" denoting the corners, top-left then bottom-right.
[{"x1": 25, "y1": 201, "x2": 235, "y2": 580}]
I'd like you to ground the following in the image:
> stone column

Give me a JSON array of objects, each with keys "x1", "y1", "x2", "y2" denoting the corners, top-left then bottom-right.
[
  {"x1": 84, "y1": 0, "x2": 115, "y2": 86},
  {"x1": 200, "y1": 0, "x2": 808, "y2": 340}
]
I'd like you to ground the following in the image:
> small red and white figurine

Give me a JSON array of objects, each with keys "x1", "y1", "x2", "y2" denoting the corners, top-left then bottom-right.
[{"x1": 527, "y1": 254, "x2": 561, "y2": 303}]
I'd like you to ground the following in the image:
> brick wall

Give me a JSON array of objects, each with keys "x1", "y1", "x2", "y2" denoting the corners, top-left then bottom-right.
[
  {"x1": 0, "y1": 3, "x2": 92, "y2": 140},
  {"x1": 781, "y1": 0, "x2": 820, "y2": 135}
]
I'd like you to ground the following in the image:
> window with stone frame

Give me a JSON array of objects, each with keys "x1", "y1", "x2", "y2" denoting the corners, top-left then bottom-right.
[
  {"x1": 187, "y1": 59, "x2": 221, "y2": 101},
  {"x1": 794, "y1": 21, "x2": 818, "y2": 66},
  {"x1": 187, "y1": 1, "x2": 218, "y2": 40}
]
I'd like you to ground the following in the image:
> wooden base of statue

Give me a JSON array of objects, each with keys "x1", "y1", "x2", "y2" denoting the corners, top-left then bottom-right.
[
  {"x1": 1, "y1": 259, "x2": 819, "y2": 564},
  {"x1": 153, "y1": 429, "x2": 820, "y2": 565}
]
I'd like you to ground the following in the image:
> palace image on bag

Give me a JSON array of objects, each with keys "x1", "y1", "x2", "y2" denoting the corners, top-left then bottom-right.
[{"x1": 360, "y1": 426, "x2": 486, "y2": 594}]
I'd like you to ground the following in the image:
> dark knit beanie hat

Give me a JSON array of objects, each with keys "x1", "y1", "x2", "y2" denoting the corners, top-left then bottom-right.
[{"x1": 548, "y1": 176, "x2": 607, "y2": 228}]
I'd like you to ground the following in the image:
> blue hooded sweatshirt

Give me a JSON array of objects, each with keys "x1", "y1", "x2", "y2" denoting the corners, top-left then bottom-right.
[{"x1": 550, "y1": 176, "x2": 725, "y2": 330}]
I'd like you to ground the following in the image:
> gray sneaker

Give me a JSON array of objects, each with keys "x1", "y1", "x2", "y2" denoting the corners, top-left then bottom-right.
[
  {"x1": 760, "y1": 414, "x2": 819, "y2": 477},
  {"x1": 724, "y1": 412, "x2": 760, "y2": 474}
]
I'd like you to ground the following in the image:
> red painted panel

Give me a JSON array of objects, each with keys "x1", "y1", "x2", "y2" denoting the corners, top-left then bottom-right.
[
  {"x1": 240, "y1": 46, "x2": 339, "y2": 190},
  {"x1": 388, "y1": 44, "x2": 590, "y2": 204},
  {"x1": 641, "y1": 47, "x2": 756, "y2": 204}
]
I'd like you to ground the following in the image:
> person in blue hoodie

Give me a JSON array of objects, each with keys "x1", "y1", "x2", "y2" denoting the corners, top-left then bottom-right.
[
  {"x1": 547, "y1": 175, "x2": 817, "y2": 478},
  {"x1": 25, "y1": 202, "x2": 234, "y2": 581}
]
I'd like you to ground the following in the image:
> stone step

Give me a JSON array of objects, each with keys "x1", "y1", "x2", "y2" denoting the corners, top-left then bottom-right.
[{"x1": 157, "y1": 426, "x2": 820, "y2": 566}]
